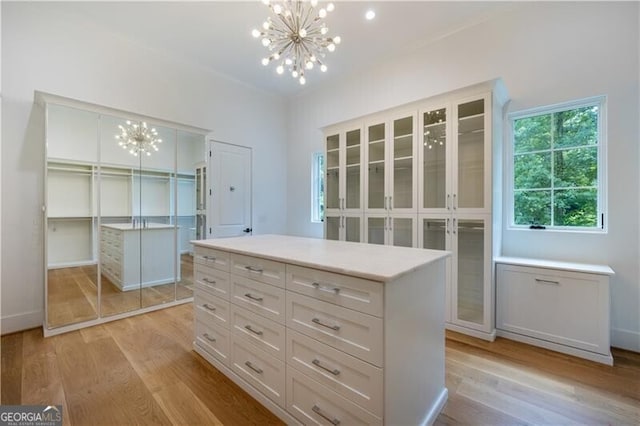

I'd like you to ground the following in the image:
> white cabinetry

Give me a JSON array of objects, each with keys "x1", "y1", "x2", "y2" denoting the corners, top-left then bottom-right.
[
  {"x1": 193, "y1": 235, "x2": 449, "y2": 425},
  {"x1": 325, "y1": 126, "x2": 364, "y2": 242},
  {"x1": 495, "y1": 257, "x2": 614, "y2": 365},
  {"x1": 325, "y1": 80, "x2": 508, "y2": 339}
]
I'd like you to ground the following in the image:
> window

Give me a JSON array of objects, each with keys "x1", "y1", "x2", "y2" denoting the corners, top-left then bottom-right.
[
  {"x1": 508, "y1": 97, "x2": 606, "y2": 231},
  {"x1": 311, "y1": 152, "x2": 325, "y2": 223}
]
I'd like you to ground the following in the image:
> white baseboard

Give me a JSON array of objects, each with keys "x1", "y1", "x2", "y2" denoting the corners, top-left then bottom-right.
[
  {"x1": 612, "y1": 327, "x2": 640, "y2": 353},
  {"x1": 446, "y1": 322, "x2": 496, "y2": 341},
  {"x1": 1, "y1": 310, "x2": 43, "y2": 335}
]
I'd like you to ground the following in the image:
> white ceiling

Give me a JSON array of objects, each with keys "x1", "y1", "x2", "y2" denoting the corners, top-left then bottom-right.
[{"x1": 51, "y1": 1, "x2": 516, "y2": 97}]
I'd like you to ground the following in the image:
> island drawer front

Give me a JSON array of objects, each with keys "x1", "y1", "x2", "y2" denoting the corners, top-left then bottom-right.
[
  {"x1": 194, "y1": 265, "x2": 230, "y2": 300},
  {"x1": 230, "y1": 253, "x2": 286, "y2": 288},
  {"x1": 286, "y1": 265, "x2": 384, "y2": 317},
  {"x1": 194, "y1": 246, "x2": 230, "y2": 272},
  {"x1": 230, "y1": 275, "x2": 286, "y2": 325},
  {"x1": 230, "y1": 335, "x2": 285, "y2": 408},
  {"x1": 229, "y1": 304, "x2": 286, "y2": 361},
  {"x1": 287, "y1": 329, "x2": 383, "y2": 416},
  {"x1": 496, "y1": 264, "x2": 610, "y2": 355},
  {"x1": 195, "y1": 319, "x2": 230, "y2": 367},
  {"x1": 194, "y1": 289, "x2": 230, "y2": 329},
  {"x1": 286, "y1": 292, "x2": 383, "y2": 367},
  {"x1": 287, "y1": 366, "x2": 382, "y2": 426}
]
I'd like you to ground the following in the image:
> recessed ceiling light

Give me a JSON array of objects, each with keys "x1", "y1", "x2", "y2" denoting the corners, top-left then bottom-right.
[{"x1": 365, "y1": 9, "x2": 375, "y2": 20}]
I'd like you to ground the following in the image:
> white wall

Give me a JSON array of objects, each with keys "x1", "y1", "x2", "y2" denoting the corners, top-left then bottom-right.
[
  {"x1": 285, "y1": 2, "x2": 640, "y2": 351},
  {"x1": 1, "y1": 3, "x2": 288, "y2": 333}
]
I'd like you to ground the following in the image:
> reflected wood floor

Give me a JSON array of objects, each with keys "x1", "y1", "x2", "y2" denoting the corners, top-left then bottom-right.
[
  {"x1": 3, "y1": 304, "x2": 639, "y2": 425},
  {"x1": 47, "y1": 254, "x2": 194, "y2": 328}
]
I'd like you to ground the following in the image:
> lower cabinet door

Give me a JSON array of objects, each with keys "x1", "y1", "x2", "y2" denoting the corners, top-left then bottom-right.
[
  {"x1": 195, "y1": 320, "x2": 230, "y2": 367},
  {"x1": 287, "y1": 366, "x2": 382, "y2": 426},
  {"x1": 230, "y1": 335, "x2": 286, "y2": 408}
]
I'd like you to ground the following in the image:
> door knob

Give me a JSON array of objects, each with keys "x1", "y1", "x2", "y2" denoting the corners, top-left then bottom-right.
[{"x1": 243, "y1": 227, "x2": 252, "y2": 233}]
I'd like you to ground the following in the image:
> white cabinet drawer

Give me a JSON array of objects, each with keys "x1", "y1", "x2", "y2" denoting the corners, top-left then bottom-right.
[
  {"x1": 230, "y1": 275, "x2": 286, "y2": 324},
  {"x1": 230, "y1": 335, "x2": 285, "y2": 408},
  {"x1": 194, "y1": 247, "x2": 230, "y2": 272},
  {"x1": 229, "y1": 304, "x2": 286, "y2": 361},
  {"x1": 496, "y1": 264, "x2": 610, "y2": 355},
  {"x1": 194, "y1": 289, "x2": 230, "y2": 329},
  {"x1": 231, "y1": 253, "x2": 286, "y2": 288},
  {"x1": 194, "y1": 265, "x2": 230, "y2": 300},
  {"x1": 286, "y1": 292, "x2": 383, "y2": 367},
  {"x1": 286, "y1": 265, "x2": 384, "y2": 317},
  {"x1": 287, "y1": 366, "x2": 382, "y2": 426},
  {"x1": 195, "y1": 320, "x2": 230, "y2": 367},
  {"x1": 287, "y1": 329, "x2": 383, "y2": 416}
]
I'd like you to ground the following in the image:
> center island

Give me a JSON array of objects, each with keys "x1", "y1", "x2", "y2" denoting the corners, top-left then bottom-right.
[{"x1": 191, "y1": 234, "x2": 450, "y2": 425}]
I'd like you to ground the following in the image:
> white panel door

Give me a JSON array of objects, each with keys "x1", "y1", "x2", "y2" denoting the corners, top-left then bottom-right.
[{"x1": 209, "y1": 141, "x2": 252, "y2": 238}]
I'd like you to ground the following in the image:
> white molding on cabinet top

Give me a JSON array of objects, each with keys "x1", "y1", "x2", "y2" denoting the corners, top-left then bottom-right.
[
  {"x1": 495, "y1": 256, "x2": 614, "y2": 276},
  {"x1": 193, "y1": 234, "x2": 450, "y2": 282}
]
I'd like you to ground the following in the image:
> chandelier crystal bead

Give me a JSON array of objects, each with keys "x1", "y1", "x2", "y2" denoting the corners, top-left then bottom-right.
[
  {"x1": 252, "y1": 0, "x2": 341, "y2": 85},
  {"x1": 115, "y1": 120, "x2": 162, "y2": 157}
]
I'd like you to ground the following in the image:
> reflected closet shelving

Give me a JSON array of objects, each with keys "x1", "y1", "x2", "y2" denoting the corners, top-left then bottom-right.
[
  {"x1": 38, "y1": 91, "x2": 209, "y2": 336},
  {"x1": 323, "y1": 79, "x2": 508, "y2": 340}
]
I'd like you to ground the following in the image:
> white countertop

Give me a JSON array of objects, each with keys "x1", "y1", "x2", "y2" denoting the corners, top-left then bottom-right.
[
  {"x1": 495, "y1": 256, "x2": 615, "y2": 276},
  {"x1": 193, "y1": 234, "x2": 450, "y2": 282},
  {"x1": 102, "y1": 223, "x2": 175, "y2": 231}
]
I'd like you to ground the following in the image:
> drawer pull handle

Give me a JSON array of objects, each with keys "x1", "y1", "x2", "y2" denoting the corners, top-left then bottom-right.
[
  {"x1": 203, "y1": 303, "x2": 216, "y2": 311},
  {"x1": 535, "y1": 278, "x2": 560, "y2": 285},
  {"x1": 312, "y1": 358, "x2": 340, "y2": 376},
  {"x1": 312, "y1": 405, "x2": 340, "y2": 425},
  {"x1": 203, "y1": 333, "x2": 216, "y2": 343},
  {"x1": 245, "y1": 265, "x2": 264, "y2": 273},
  {"x1": 203, "y1": 255, "x2": 216, "y2": 260},
  {"x1": 245, "y1": 361, "x2": 263, "y2": 374},
  {"x1": 244, "y1": 293, "x2": 264, "y2": 302},
  {"x1": 312, "y1": 282, "x2": 340, "y2": 294},
  {"x1": 244, "y1": 324, "x2": 264, "y2": 336},
  {"x1": 202, "y1": 278, "x2": 217, "y2": 284},
  {"x1": 312, "y1": 317, "x2": 340, "y2": 331}
]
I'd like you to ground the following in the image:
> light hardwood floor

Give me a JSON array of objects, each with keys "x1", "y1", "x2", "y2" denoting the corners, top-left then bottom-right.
[
  {"x1": 2, "y1": 304, "x2": 639, "y2": 425},
  {"x1": 47, "y1": 254, "x2": 194, "y2": 328}
]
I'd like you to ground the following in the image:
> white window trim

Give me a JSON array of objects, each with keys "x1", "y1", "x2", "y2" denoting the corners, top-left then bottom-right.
[
  {"x1": 311, "y1": 151, "x2": 324, "y2": 223},
  {"x1": 505, "y1": 95, "x2": 607, "y2": 233}
]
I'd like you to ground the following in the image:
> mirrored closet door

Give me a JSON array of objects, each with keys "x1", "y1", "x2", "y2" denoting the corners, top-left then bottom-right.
[{"x1": 41, "y1": 93, "x2": 208, "y2": 334}]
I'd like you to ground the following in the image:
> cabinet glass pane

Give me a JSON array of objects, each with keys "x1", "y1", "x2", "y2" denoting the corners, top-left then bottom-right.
[
  {"x1": 458, "y1": 99, "x2": 485, "y2": 209},
  {"x1": 326, "y1": 133, "x2": 341, "y2": 210},
  {"x1": 423, "y1": 108, "x2": 447, "y2": 209},
  {"x1": 394, "y1": 116, "x2": 413, "y2": 209},
  {"x1": 422, "y1": 218, "x2": 446, "y2": 250},
  {"x1": 368, "y1": 123, "x2": 385, "y2": 209},
  {"x1": 345, "y1": 217, "x2": 361, "y2": 242},
  {"x1": 326, "y1": 216, "x2": 340, "y2": 240},
  {"x1": 367, "y1": 217, "x2": 385, "y2": 245},
  {"x1": 392, "y1": 218, "x2": 413, "y2": 247},
  {"x1": 457, "y1": 219, "x2": 484, "y2": 324},
  {"x1": 345, "y1": 128, "x2": 361, "y2": 209}
]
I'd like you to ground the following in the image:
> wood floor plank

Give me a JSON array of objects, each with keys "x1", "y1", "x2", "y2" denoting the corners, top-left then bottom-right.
[
  {"x1": 152, "y1": 379, "x2": 224, "y2": 426},
  {"x1": 1, "y1": 332, "x2": 23, "y2": 404}
]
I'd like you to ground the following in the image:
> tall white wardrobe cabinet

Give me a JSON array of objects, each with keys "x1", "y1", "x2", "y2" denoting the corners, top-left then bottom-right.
[{"x1": 324, "y1": 79, "x2": 508, "y2": 340}]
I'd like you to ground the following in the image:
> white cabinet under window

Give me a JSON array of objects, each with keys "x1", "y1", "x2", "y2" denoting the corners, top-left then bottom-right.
[{"x1": 325, "y1": 79, "x2": 508, "y2": 339}]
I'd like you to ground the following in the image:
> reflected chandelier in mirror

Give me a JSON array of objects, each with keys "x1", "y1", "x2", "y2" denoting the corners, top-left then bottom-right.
[{"x1": 116, "y1": 120, "x2": 162, "y2": 156}]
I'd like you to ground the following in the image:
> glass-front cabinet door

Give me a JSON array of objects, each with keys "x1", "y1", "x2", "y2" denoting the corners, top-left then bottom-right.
[
  {"x1": 390, "y1": 113, "x2": 417, "y2": 213},
  {"x1": 324, "y1": 214, "x2": 341, "y2": 241},
  {"x1": 344, "y1": 215, "x2": 362, "y2": 243},
  {"x1": 451, "y1": 215, "x2": 491, "y2": 332},
  {"x1": 365, "y1": 121, "x2": 386, "y2": 212},
  {"x1": 325, "y1": 133, "x2": 340, "y2": 212},
  {"x1": 390, "y1": 215, "x2": 416, "y2": 247},
  {"x1": 419, "y1": 105, "x2": 450, "y2": 212},
  {"x1": 455, "y1": 96, "x2": 489, "y2": 212},
  {"x1": 345, "y1": 129, "x2": 362, "y2": 211}
]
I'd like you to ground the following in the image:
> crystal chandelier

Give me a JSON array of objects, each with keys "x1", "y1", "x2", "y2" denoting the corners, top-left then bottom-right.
[
  {"x1": 252, "y1": 0, "x2": 341, "y2": 85},
  {"x1": 115, "y1": 120, "x2": 162, "y2": 157}
]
